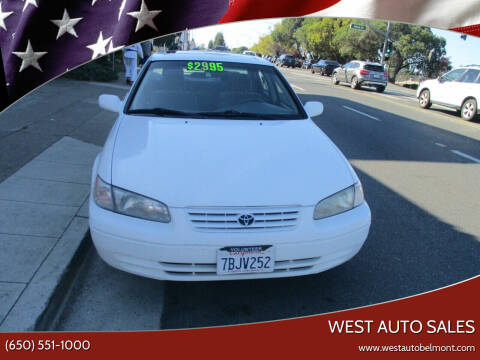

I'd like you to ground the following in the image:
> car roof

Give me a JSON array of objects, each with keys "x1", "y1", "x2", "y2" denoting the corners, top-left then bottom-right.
[
  {"x1": 149, "y1": 50, "x2": 273, "y2": 66},
  {"x1": 458, "y1": 65, "x2": 480, "y2": 70}
]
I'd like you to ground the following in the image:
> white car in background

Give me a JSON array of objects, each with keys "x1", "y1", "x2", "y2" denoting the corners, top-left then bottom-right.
[
  {"x1": 90, "y1": 51, "x2": 371, "y2": 281},
  {"x1": 417, "y1": 65, "x2": 480, "y2": 121}
]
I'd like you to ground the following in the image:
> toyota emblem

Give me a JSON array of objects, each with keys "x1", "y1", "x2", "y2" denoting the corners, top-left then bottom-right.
[{"x1": 238, "y1": 214, "x2": 255, "y2": 226}]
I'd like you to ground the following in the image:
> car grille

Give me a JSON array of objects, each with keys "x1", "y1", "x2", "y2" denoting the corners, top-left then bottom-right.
[
  {"x1": 187, "y1": 206, "x2": 300, "y2": 232},
  {"x1": 159, "y1": 256, "x2": 321, "y2": 276}
]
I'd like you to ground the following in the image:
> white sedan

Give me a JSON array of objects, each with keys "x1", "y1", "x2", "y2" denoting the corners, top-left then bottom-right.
[{"x1": 90, "y1": 51, "x2": 371, "y2": 281}]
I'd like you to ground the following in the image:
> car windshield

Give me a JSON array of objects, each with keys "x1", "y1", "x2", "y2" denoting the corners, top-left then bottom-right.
[{"x1": 127, "y1": 60, "x2": 305, "y2": 120}]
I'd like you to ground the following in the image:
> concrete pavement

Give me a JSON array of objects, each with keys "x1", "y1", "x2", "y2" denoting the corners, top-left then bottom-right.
[
  {"x1": 0, "y1": 137, "x2": 100, "y2": 331},
  {"x1": 0, "y1": 77, "x2": 128, "y2": 331}
]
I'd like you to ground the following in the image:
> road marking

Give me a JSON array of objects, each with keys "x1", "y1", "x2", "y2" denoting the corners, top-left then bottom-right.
[
  {"x1": 435, "y1": 142, "x2": 447, "y2": 148},
  {"x1": 291, "y1": 84, "x2": 305, "y2": 91},
  {"x1": 342, "y1": 105, "x2": 381, "y2": 121},
  {"x1": 450, "y1": 150, "x2": 480, "y2": 164}
]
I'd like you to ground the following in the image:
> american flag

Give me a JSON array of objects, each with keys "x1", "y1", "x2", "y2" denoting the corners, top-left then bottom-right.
[
  {"x1": 0, "y1": 0, "x2": 230, "y2": 111},
  {"x1": 1, "y1": 0, "x2": 479, "y2": 112}
]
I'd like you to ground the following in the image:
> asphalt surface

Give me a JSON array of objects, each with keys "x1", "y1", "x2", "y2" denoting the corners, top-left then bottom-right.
[{"x1": 23, "y1": 69, "x2": 479, "y2": 331}]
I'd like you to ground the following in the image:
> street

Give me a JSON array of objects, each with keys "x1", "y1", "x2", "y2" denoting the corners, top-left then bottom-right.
[{"x1": 49, "y1": 67, "x2": 480, "y2": 331}]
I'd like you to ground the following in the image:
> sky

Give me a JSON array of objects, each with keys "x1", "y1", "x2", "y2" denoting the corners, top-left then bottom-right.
[{"x1": 190, "y1": 18, "x2": 480, "y2": 68}]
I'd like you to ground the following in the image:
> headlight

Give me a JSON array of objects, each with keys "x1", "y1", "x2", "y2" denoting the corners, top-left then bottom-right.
[
  {"x1": 93, "y1": 176, "x2": 171, "y2": 223},
  {"x1": 313, "y1": 183, "x2": 364, "y2": 220}
]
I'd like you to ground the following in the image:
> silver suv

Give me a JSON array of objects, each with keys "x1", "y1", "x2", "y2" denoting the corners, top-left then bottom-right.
[{"x1": 332, "y1": 61, "x2": 388, "y2": 92}]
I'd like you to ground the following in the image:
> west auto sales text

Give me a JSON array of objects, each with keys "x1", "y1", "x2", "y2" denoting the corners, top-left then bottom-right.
[{"x1": 328, "y1": 320, "x2": 475, "y2": 334}]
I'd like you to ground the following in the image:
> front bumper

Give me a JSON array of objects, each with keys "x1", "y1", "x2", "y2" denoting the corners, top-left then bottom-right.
[{"x1": 89, "y1": 198, "x2": 371, "y2": 281}]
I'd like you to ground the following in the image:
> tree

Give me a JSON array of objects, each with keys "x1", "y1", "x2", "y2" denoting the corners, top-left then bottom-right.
[
  {"x1": 333, "y1": 20, "x2": 384, "y2": 63},
  {"x1": 213, "y1": 32, "x2": 226, "y2": 47},
  {"x1": 271, "y1": 18, "x2": 304, "y2": 54},
  {"x1": 295, "y1": 18, "x2": 348, "y2": 61},
  {"x1": 207, "y1": 40, "x2": 214, "y2": 49},
  {"x1": 231, "y1": 46, "x2": 248, "y2": 53},
  {"x1": 250, "y1": 35, "x2": 281, "y2": 56},
  {"x1": 384, "y1": 23, "x2": 449, "y2": 81}
]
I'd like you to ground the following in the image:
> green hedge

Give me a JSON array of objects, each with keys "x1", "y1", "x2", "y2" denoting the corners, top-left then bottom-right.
[{"x1": 63, "y1": 54, "x2": 123, "y2": 82}]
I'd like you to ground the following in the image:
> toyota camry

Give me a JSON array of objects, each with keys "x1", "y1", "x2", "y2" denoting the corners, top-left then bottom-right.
[{"x1": 90, "y1": 51, "x2": 371, "y2": 281}]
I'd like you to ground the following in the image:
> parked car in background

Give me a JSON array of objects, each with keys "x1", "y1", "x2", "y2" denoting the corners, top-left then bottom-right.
[
  {"x1": 332, "y1": 61, "x2": 388, "y2": 93},
  {"x1": 417, "y1": 65, "x2": 480, "y2": 121},
  {"x1": 312, "y1": 60, "x2": 340, "y2": 76},
  {"x1": 92, "y1": 51, "x2": 371, "y2": 281},
  {"x1": 243, "y1": 50, "x2": 256, "y2": 56},
  {"x1": 295, "y1": 58, "x2": 303, "y2": 68},
  {"x1": 277, "y1": 54, "x2": 296, "y2": 68}
]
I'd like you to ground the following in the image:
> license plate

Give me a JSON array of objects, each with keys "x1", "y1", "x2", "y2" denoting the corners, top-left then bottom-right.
[
  {"x1": 374, "y1": 74, "x2": 381, "y2": 79},
  {"x1": 217, "y1": 245, "x2": 275, "y2": 275}
]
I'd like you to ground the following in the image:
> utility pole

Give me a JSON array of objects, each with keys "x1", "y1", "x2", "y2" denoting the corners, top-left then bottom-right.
[{"x1": 381, "y1": 21, "x2": 391, "y2": 65}]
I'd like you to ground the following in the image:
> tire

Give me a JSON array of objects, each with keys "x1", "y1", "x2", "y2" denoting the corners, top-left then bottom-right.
[
  {"x1": 350, "y1": 76, "x2": 359, "y2": 89},
  {"x1": 418, "y1": 89, "x2": 431, "y2": 109},
  {"x1": 460, "y1": 98, "x2": 478, "y2": 121},
  {"x1": 376, "y1": 86, "x2": 385, "y2": 93},
  {"x1": 332, "y1": 73, "x2": 339, "y2": 85},
  {"x1": 311, "y1": 69, "x2": 315, "y2": 74}
]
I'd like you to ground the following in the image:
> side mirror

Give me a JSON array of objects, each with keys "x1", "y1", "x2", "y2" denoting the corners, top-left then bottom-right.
[
  {"x1": 304, "y1": 101, "x2": 324, "y2": 118},
  {"x1": 99, "y1": 94, "x2": 122, "y2": 113}
]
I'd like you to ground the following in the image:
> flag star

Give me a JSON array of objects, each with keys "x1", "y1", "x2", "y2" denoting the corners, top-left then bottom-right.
[
  {"x1": 22, "y1": 0, "x2": 38, "y2": 12},
  {"x1": 86, "y1": 31, "x2": 112, "y2": 59},
  {"x1": 127, "y1": 0, "x2": 162, "y2": 32},
  {"x1": 107, "y1": 39, "x2": 124, "y2": 53},
  {"x1": 118, "y1": 0, "x2": 126, "y2": 21},
  {"x1": 91, "y1": 0, "x2": 111, "y2": 6},
  {"x1": 51, "y1": 9, "x2": 82, "y2": 39},
  {"x1": 0, "y1": 2, "x2": 13, "y2": 31},
  {"x1": 12, "y1": 40, "x2": 47, "y2": 72}
]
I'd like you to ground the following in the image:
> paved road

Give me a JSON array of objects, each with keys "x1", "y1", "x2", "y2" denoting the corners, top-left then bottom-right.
[{"x1": 52, "y1": 69, "x2": 480, "y2": 331}]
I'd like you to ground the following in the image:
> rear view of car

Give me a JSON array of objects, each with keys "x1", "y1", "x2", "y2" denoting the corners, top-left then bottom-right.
[
  {"x1": 312, "y1": 60, "x2": 340, "y2": 76},
  {"x1": 333, "y1": 61, "x2": 388, "y2": 92},
  {"x1": 278, "y1": 54, "x2": 296, "y2": 68}
]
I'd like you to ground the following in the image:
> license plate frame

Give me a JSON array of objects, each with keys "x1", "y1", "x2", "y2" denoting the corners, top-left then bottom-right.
[{"x1": 216, "y1": 245, "x2": 275, "y2": 275}]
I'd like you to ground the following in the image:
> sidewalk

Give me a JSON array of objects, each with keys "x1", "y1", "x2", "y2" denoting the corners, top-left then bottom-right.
[
  {"x1": 0, "y1": 77, "x2": 129, "y2": 331},
  {"x1": 0, "y1": 137, "x2": 100, "y2": 331}
]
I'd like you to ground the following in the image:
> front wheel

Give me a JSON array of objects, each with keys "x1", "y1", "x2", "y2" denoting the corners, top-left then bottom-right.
[
  {"x1": 351, "y1": 76, "x2": 359, "y2": 89},
  {"x1": 461, "y1": 98, "x2": 478, "y2": 121},
  {"x1": 332, "y1": 73, "x2": 339, "y2": 85},
  {"x1": 418, "y1": 89, "x2": 431, "y2": 109}
]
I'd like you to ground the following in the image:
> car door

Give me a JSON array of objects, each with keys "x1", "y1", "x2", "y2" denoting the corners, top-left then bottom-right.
[
  {"x1": 347, "y1": 62, "x2": 359, "y2": 82},
  {"x1": 455, "y1": 69, "x2": 480, "y2": 107},
  {"x1": 339, "y1": 62, "x2": 351, "y2": 82},
  {"x1": 431, "y1": 68, "x2": 467, "y2": 105}
]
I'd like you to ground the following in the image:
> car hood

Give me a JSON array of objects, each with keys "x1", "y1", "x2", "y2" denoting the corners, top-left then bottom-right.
[{"x1": 109, "y1": 115, "x2": 354, "y2": 207}]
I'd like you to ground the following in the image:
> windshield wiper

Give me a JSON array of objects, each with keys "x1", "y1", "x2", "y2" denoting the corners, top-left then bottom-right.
[
  {"x1": 128, "y1": 108, "x2": 278, "y2": 120},
  {"x1": 127, "y1": 107, "x2": 193, "y2": 117},
  {"x1": 196, "y1": 110, "x2": 276, "y2": 120}
]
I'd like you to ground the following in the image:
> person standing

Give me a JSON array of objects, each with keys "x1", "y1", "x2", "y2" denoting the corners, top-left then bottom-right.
[
  {"x1": 140, "y1": 40, "x2": 153, "y2": 66},
  {"x1": 123, "y1": 43, "x2": 143, "y2": 85}
]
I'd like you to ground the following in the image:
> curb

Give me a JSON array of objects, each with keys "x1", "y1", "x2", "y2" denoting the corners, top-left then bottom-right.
[
  {"x1": 35, "y1": 232, "x2": 93, "y2": 331},
  {"x1": 0, "y1": 218, "x2": 92, "y2": 332}
]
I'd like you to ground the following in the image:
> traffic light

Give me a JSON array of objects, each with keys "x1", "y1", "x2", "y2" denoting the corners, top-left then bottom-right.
[
  {"x1": 383, "y1": 40, "x2": 393, "y2": 60},
  {"x1": 386, "y1": 40, "x2": 393, "y2": 54}
]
